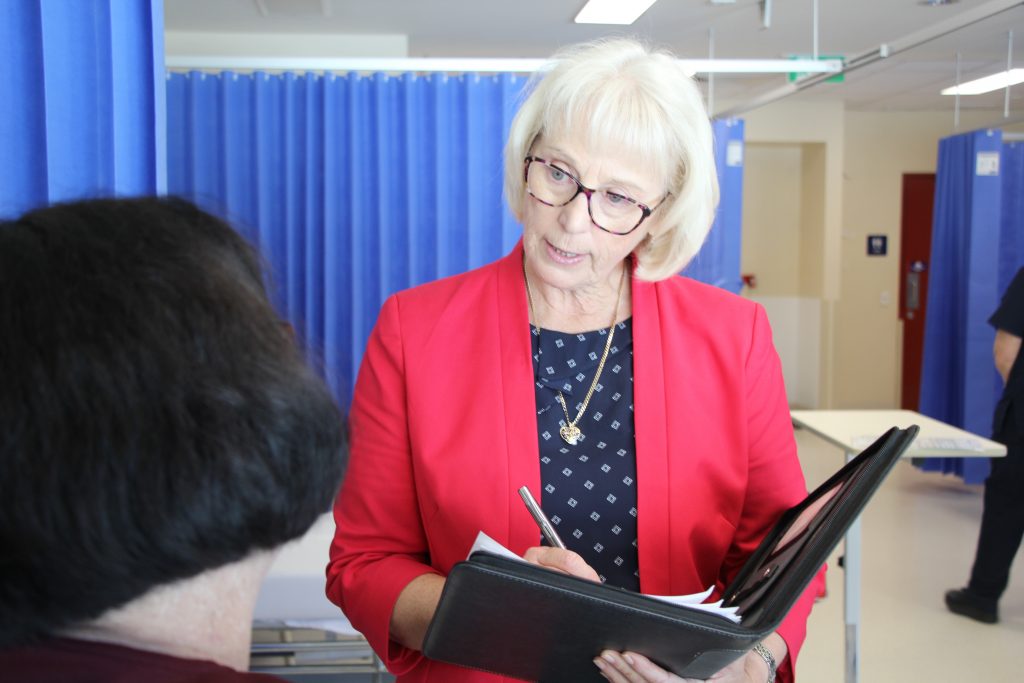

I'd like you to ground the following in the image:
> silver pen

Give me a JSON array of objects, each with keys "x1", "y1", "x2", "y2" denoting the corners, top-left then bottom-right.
[{"x1": 518, "y1": 485, "x2": 567, "y2": 549}]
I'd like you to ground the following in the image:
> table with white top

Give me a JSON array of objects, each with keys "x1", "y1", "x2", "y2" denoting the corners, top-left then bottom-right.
[
  {"x1": 251, "y1": 513, "x2": 387, "y2": 680},
  {"x1": 789, "y1": 409, "x2": 1005, "y2": 683}
]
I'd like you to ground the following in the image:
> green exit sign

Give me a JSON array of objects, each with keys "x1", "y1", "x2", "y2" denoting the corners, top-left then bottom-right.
[{"x1": 788, "y1": 55, "x2": 844, "y2": 83}]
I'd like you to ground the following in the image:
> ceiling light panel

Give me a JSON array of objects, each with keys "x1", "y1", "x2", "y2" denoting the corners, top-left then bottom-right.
[
  {"x1": 941, "y1": 68, "x2": 1024, "y2": 94},
  {"x1": 574, "y1": 0, "x2": 658, "y2": 25}
]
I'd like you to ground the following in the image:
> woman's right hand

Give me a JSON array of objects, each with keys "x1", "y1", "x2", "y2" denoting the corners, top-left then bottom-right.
[{"x1": 522, "y1": 546, "x2": 602, "y2": 582}]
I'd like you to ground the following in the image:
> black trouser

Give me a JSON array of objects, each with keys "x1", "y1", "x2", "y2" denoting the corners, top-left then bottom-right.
[{"x1": 968, "y1": 440, "x2": 1024, "y2": 600}]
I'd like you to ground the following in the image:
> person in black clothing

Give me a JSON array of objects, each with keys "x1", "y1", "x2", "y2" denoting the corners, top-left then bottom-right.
[
  {"x1": 946, "y1": 267, "x2": 1024, "y2": 624},
  {"x1": 0, "y1": 198, "x2": 346, "y2": 680}
]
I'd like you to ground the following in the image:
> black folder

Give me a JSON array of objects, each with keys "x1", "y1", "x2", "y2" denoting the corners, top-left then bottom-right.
[{"x1": 422, "y1": 425, "x2": 919, "y2": 682}]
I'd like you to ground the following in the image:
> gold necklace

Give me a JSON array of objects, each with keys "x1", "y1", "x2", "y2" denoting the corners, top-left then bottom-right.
[{"x1": 524, "y1": 260, "x2": 626, "y2": 446}]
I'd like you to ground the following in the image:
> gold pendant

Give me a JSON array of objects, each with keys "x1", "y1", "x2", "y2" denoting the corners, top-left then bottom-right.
[{"x1": 560, "y1": 423, "x2": 582, "y2": 446}]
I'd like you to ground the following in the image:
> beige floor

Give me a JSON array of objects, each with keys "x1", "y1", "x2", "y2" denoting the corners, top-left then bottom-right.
[{"x1": 791, "y1": 427, "x2": 1024, "y2": 682}]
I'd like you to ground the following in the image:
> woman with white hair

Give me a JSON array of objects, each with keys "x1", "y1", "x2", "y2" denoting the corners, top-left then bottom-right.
[{"x1": 328, "y1": 38, "x2": 823, "y2": 683}]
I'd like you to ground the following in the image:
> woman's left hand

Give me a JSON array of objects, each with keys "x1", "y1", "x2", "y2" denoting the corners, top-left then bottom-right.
[{"x1": 592, "y1": 648, "x2": 769, "y2": 683}]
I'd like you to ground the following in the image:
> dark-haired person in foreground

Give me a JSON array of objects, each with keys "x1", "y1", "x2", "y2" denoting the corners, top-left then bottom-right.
[{"x1": 0, "y1": 197, "x2": 346, "y2": 681}]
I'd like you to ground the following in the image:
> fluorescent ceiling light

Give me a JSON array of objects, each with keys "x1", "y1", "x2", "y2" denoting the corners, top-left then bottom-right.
[
  {"x1": 575, "y1": 0, "x2": 658, "y2": 25},
  {"x1": 165, "y1": 56, "x2": 843, "y2": 76},
  {"x1": 941, "y1": 68, "x2": 1024, "y2": 95}
]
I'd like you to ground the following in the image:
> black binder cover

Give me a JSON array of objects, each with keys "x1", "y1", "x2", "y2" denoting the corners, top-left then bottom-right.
[{"x1": 422, "y1": 425, "x2": 919, "y2": 682}]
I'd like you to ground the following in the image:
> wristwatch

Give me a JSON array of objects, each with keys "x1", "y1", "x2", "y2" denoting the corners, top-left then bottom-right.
[{"x1": 752, "y1": 642, "x2": 777, "y2": 683}]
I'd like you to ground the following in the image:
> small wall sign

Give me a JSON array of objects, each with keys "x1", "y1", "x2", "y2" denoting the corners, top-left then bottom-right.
[
  {"x1": 726, "y1": 140, "x2": 744, "y2": 167},
  {"x1": 976, "y1": 151, "x2": 1000, "y2": 177},
  {"x1": 867, "y1": 235, "x2": 887, "y2": 256}
]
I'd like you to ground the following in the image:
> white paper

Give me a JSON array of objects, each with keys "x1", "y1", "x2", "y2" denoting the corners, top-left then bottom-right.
[
  {"x1": 467, "y1": 531, "x2": 742, "y2": 623},
  {"x1": 468, "y1": 530, "x2": 531, "y2": 562}
]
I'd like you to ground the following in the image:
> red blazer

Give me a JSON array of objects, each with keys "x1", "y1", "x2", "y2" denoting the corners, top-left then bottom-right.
[{"x1": 327, "y1": 243, "x2": 823, "y2": 683}]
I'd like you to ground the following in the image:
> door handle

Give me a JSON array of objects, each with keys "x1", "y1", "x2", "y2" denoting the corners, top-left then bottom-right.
[{"x1": 905, "y1": 272, "x2": 920, "y2": 319}]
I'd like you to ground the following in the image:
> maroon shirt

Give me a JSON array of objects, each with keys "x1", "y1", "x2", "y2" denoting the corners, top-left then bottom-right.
[{"x1": 0, "y1": 638, "x2": 285, "y2": 683}]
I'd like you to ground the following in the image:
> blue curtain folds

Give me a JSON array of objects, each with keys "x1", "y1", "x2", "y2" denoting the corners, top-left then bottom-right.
[
  {"x1": 167, "y1": 71, "x2": 525, "y2": 405},
  {"x1": 917, "y1": 130, "x2": 1005, "y2": 483},
  {"x1": 166, "y1": 70, "x2": 743, "y2": 407},
  {"x1": 683, "y1": 118, "x2": 744, "y2": 293},
  {"x1": 0, "y1": 0, "x2": 165, "y2": 218},
  {"x1": 998, "y1": 142, "x2": 1024, "y2": 296}
]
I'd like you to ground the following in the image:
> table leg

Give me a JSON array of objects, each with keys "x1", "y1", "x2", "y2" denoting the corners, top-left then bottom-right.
[{"x1": 843, "y1": 450, "x2": 861, "y2": 683}]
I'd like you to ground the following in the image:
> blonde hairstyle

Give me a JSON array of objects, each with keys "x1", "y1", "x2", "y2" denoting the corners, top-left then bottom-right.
[{"x1": 504, "y1": 37, "x2": 719, "y2": 281}]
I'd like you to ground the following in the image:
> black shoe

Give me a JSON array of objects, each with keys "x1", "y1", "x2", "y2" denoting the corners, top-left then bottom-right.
[{"x1": 945, "y1": 588, "x2": 998, "y2": 624}]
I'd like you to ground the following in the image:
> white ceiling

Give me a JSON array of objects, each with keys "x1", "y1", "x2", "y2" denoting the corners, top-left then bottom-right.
[{"x1": 164, "y1": 0, "x2": 1024, "y2": 117}]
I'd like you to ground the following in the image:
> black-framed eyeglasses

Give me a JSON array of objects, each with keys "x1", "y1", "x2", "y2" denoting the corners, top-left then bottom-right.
[{"x1": 523, "y1": 156, "x2": 666, "y2": 235}]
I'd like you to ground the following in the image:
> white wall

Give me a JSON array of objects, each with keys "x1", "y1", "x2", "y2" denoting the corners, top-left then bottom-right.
[
  {"x1": 741, "y1": 142, "x2": 823, "y2": 408},
  {"x1": 749, "y1": 295, "x2": 821, "y2": 408},
  {"x1": 740, "y1": 101, "x2": 844, "y2": 408},
  {"x1": 742, "y1": 144, "x2": 803, "y2": 295}
]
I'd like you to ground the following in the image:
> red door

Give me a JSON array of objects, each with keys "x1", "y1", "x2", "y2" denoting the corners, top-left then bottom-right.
[{"x1": 899, "y1": 173, "x2": 936, "y2": 410}]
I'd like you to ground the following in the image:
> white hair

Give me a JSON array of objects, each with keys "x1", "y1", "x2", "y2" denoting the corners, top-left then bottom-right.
[{"x1": 504, "y1": 37, "x2": 719, "y2": 281}]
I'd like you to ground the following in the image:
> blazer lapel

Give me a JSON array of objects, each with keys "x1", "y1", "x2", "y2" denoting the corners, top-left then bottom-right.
[
  {"x1": 632, "y1": 274, "x2": 673, "y2": 594},
  {"x1": 496, "y1": 242, "x2": 544, "y2": 553}
]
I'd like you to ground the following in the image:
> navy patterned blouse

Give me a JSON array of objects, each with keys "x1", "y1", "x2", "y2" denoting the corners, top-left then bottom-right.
[{"x1": 531, "y1": 319, "x2": 640, "y2": 591}]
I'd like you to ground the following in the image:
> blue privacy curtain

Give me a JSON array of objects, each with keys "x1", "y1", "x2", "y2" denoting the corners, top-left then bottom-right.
[
  {"x1": 684, "y1": 118, "x2": 744, "y2": 293},
  {"x1": 917, "y1": 129, "x2": 1005, "y2": 483},
  {"x1": 0, "y1": 0, "x2": 165, "y2": 218},
  {"x1": 998, "y1": 141, "x2": 1024, "y2": 294},
  {"x1": 167, "y1": 71, "x2": 525, "y2": 406},
  {"x1": 166, "y1": 70, "x2": 744, "y2": 407}
]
